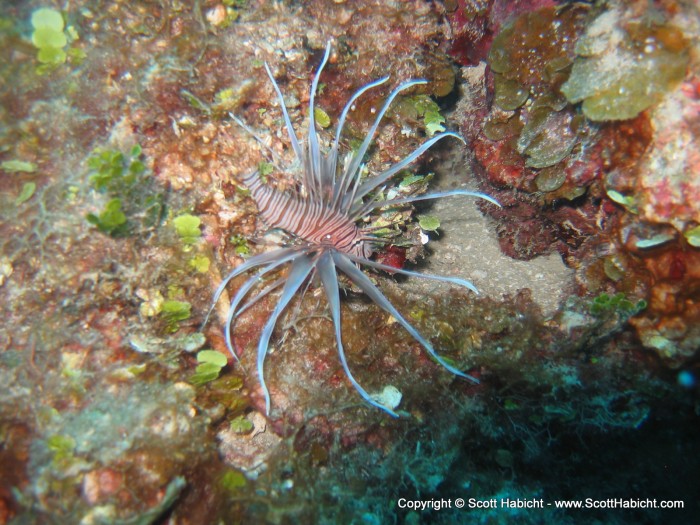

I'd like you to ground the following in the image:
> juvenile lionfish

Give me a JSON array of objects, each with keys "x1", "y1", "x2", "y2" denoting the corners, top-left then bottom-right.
[{"x1": 207, "y1": 43, "x2": 499, "y2": 417}]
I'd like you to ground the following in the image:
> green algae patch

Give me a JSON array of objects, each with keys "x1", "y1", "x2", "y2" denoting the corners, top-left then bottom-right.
[
  {"x1": 15, "y1": 182, "x2": 36, "y2": 205},
  {"x1": 517, "y1": 108, "x2": 580, "y2": 168},
  {"x1": 30, "y1": 7, "x2": 71, "y2": 69},
  {"x1": 314, "y1": 107, "x2": 331, "y2": 129},
  {"x1": 561, "y1": 13, "x2": 690, "y2": 121},
  {"x1": 229, "y1": 415, "x2": 254, "y2": 434},
  {"x1": 190, "y1": 349, "x2": 228, "y2": 385},
  {"x1": 160, "y1": 300, "x2": 192, "y2": 332},
  {"x1": 684, "y1": 225, "x2": 700, "y2": 248},
  {"x1": 212, "y1": 83, "x2": 251, "y2": 113},
  {"x1": 86, "y1": 145, "x2": 165, "y2": 237},
  {"x1": 392, "y1": 95, "x2": 446, "y2": 136},
  {"x1": 534, "y1": 167, "x2": 567, "y2": 193},
  {"x1": 173, "y1": 213, "x2": 202, "y2": 244},
  {"x1": 493, "y1": 76, "x2": 529, "y2": 111},
  {"x1": 2, "y1": 159, "x2": 37, "y2": 173},
  {"x1": 189, "y1": 253, "x2": 211, "y2": 273},
  {"x1": 486, "y1": 5, "x2": 591, "y2": 171},
  {"x1": 31, "y1": 7, "x2": 64, "y2": 31},
  {"x1": 230, "y1": 234, "x2": 250, "y2": 256},
  {"x1": 220, "y1": 470, "x2": 246, "y2": 491},
  {"x1": 607, "y1": 189, "x2": 638, "y2": 214},
  {"x1": 257, "y1": 161, "x2": 274, "y2": 179},
  {"x1": 488, "y1": 6, "x2": 584, "y2": 90},
  {"x1": 46, "y1": 434, "x2": 76, "y2": 462},
  {"x1": 418, "y1": 215, "x2": 440, "y2": 232},
  {"x1": 86, "y1": 197, "x2": 127, "y2": 234},
  {"x1": 590, "y1": 292, "x2": 647, "y2": 318}
]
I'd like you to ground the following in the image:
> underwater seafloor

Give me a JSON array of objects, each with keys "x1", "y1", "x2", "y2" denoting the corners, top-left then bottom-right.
[{"x1": 1, "y1": 0, "x2": 699, "y2": 524}]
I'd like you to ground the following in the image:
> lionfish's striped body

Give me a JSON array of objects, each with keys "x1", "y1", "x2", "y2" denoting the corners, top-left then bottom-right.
[
  {"x1": 207, "y1": 43, "x2": 500, "y2": 417},
  {"x1": 241, "y1": 171, "x2": 369, "y2": 257}
]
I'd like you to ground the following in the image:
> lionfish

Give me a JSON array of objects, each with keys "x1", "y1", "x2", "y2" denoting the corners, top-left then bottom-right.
[{"x1": 207, "y1": 43, "x2": 499, "y2": 417}]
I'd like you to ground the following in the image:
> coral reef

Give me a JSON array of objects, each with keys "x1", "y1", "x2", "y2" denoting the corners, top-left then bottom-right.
[
  {"x1": 0, "y1": 1, "x2": 698, "y2": 524},
  {"x1": 454, "y1": 0, "x2": 700, "y2": 368}
]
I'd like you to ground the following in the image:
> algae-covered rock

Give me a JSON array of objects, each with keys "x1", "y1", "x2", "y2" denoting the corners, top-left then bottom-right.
[
  {"x1": 517, "y1": 107, "x2": 580, "y2": 169},
  {"x1": 493, "y1": 75, "x2": 528, "y2": 111},
  {"x1": 488, "y1": 5, "x2": 586, "y2": 91},
  {"x1": 561, "y1": 9, "x2": 690, "y2": 121},
  {"x1": 486, "y1": 5, "x2": 590, "y2": 170}
]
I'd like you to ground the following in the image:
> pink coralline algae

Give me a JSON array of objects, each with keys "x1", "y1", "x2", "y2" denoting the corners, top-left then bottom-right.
[{"x1": 635, "y1": 78, "x2": 700, "y2": 231}]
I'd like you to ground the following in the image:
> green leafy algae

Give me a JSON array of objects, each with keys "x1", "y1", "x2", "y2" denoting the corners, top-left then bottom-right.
[
  {"x1": 220, "y1": 470, "x2": 247, "y2": 491},
  {"x1": 487, "y1": 6, "x2": 590, "y2": 171},
  {"x1": 314, "y1": 107, "x2": 331, "y2": 129},
  {"x1": 561, "y1": 17, "x2": 689, "y2": 121},
  {"x1": 590, "y1": 292, "x2": 646, "y2": 317},
  {"x1": 684, "y1": 225, "x2": 700, "y2": 248},
  {"x1": 31, "y1": 7, "x2": 64, "y2": 31},
  {"x1": 173, "y1": 213, "x2": 202, "y2": 244},
  {"x1": 30, "y1": 7, "x2": 70, "y2": 69},
  {"x1": 230, "y1": 234, "x2": 250, "y2": 255},
  {"x1": 635, "y1": 233, "x2": 674, "y2": 249},
  {"x1": 607, "y1": 189, "x2": 638, "y2": 214},
  {"x1": 2, "y1": 159, "x2": 37, "y2": 173},
  {"x1": 86, "y1": 145, "x2": 165, "y2": 236},
  {"x1": 197, "y1": 350, "x2": 228, "y2": 368},
  {"x1": 32, "y1": 26, "x2": 67, "y2": 49},
  {"x1": 399, "y1": 174, "x2": 424, "y2": 188},
  {"x1": 418, "y1": 215, "x2": 440, "y2": 232},
  {"x1": 534, "y1": 167, "x2": 566, "y2": 193},
  {"x1": 493, "y1": 76, "x2": 529, "y2": 111},
  {"x1": 189, "y1": 254, "x2": 211, "y2": 273},
  {"x1": 229, "y1": 415, "x2": 254, "y2": 434},
  {"x1": 517, "y1": 108, "x2": 579, "y2": 168},
  {"x1": 393, "y1": 95, "x2": 446, "y2": 136},
  {"x1": 190, "y1": 349, "x2": 228, "y2": 385},
  {"x1": 257, "y1": 161, "x2": 274, "y2": 181},
  {"x1": 86, "y1": 197, "x2": 127, "y2": 234},
  {"x1": 46, "y1": 434, "x2": 76, "y2": 461},
  {"x1": 15, "y1": 182, "x2": 36, "y2": 205},
  {"x1": 160, "y1": 300, "x2": 192, "y2": 332}
]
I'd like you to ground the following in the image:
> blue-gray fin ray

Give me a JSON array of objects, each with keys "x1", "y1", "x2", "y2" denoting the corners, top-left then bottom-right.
[
  {"x1": 330, "y1": 76, "x2": 391, "y2": 209},
  {"x1": 332, "y1": 251, "x2": 479, "y2": 383},
  {"x1": 346, "y1": 252, "x2": 480, "y2": 294},
  {"x1": 333, "y1": 76, "x2": 390, "y2": 154},
  {"x1": 236, "y1": 277, "x2": 285, "y2": 318},
  {"x1": 257, "y1": 253, "x2": 318, "y2": 414},
  {"x1": 201, "y1": 247, "x2": 300, "y2": 329},
  {"x1": 317, "y1": 252, "x2": 399, "y2": 417},
  {"x1": 224, "y1": 261, "x2": 290, "y2": 363},
  {"x1": 308, "y1": 42, "x2": 332, "y2": 197},
  {"x1": 264, "y1": 61, "x2": 303, "y2": 164},
  {"x1": 351, "y1": 132, "x2": 465, "y2": 209},
  {"x1": 342, "y1": 80, "x2": 427, "y2": 189},
  {"x1": 363, "y1": 189, "x2": 502, "y2": 215}
]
